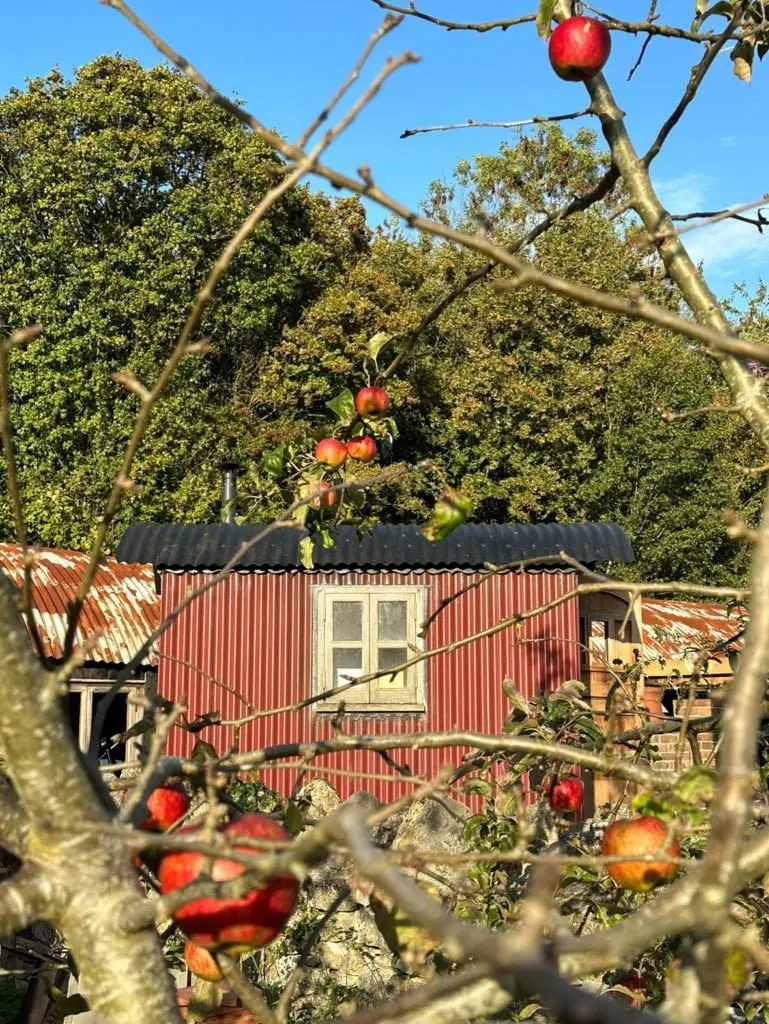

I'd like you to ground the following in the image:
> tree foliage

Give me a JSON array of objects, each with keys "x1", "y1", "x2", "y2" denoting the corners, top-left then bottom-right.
[
  {"x1": 240, "y1": 126, "x2": 763, "y2": 584},
  {"x1": 0, "y1": 57, "x2": 368, "y2": 548},
  {"x1": 0, "y1": 62, "x2": 762, "y2": 585}
]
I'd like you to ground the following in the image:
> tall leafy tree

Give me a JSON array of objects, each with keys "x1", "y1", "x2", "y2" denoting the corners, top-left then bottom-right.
[
  {"x1": 0, "y1": 57, "x2": 368, "y2": 548},
  {"x1": 239, "y1": 126, "x2": 762, "y2": 584}
]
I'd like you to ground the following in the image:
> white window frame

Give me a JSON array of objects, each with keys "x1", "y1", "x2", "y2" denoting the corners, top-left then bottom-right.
[
  {"x1": 312, "y1": 585, "x2": 427, "y2": 713},
  {"x1": 68, "y1": 682, "x2": 144, "y2": 760}
]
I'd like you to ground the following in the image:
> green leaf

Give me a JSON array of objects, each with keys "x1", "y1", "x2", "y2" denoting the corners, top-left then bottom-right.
[
  {"x1": 674, "y1": 765, "x2": 716, "y2": 804},
  {"x1": 520, "y1": 1004, "x2": 543, "y2": 1020},
  {"x1": 299, "y1": 535, "x2": 315, "y2": 569},
  {"x1": 48, "y1": 989, "x2": 90, "y2": 1017},
  {"x1": 325, "y1": 388, "x2": 356, "y2": 424},
  {"x1": 261, "y1": 444, "x2": 286, "y2": 481},
  {"x1": 346, "y1": 484, "x2": 366, "y2": 508},
  {"x1": 367, "y1": 331, "x2": 392, "y2": 360},
  {"x1": 318, "y1": 526, "x2": 335, "y2": 549},
  {"x1": 370, "y1": 893, "x2": 402, "y2": 957},
  {"x1": 462, "y1": 778, "x2": 493, "y2": 797},
  {"x1": 536, "y1": 0, "x2": 555, "y2": 37},
  {"x1": 292, "y1": 503, "x2": 309, "y2": 527},
  {"x1": 421, "y1": 487, "x2": 472, "y2": 542},
  {"x1": 284, "y1": 800, "x2": 304, "y2": 836},
  {"x1": 191, "y1": 740, "x2": 219, "y2": 763},
  {"x1": 630, "y1": 792, "x2": 674, "y2": 822}
]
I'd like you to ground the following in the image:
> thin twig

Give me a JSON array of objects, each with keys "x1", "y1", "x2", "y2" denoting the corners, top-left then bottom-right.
[
  {"x1": 299, "y1": 13, "x2": 403, "y2": 148},
  {"x1": 0, "y1": 327, "x2": 49, "y2": 667},
  {"x1": 369, "y1": 0, "x2": 535, "y2": 33},
  {"x1": 216, "y1": 953, "x2": 278, "y2": 1024},
  {"x1": 400, "y1": 108, "x2": 591, "y2": 139},
  {"x1": 643, "y1": 11, "x2": 738, "y2": 167},
  {"x1": 665, "y1": 196, "x2": 769, "y2": 238},
  {"x1": 118, "y1": 704, "x2": 185, "y2": 825}
]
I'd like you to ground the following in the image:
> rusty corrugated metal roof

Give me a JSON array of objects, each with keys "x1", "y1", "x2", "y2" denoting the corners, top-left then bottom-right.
[
  {"x1": 0, "y1": 543, "x2": 159, "y2": 666},
  {"x1": 642, "y1": 599, "x2": 746, "y2": 677}
]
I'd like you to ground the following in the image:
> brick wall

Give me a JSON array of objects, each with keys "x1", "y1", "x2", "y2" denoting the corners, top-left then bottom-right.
[{"x1": 649, "y1": 690, "x2": 717, "y2": 773}]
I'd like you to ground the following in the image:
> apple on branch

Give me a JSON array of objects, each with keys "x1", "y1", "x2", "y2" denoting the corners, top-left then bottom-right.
[
  {"x1": 548, "y1": 16, "x2": 611, "y2": 82},
  {"x1": 346, "y1": 435, "x2": 377, "y2": 463},
  {"x1": 601, "y1": 816, "x2": 680, "y2": 892},
  {"x1": 314, "y1": 437, "x2": 347, "y2": 469},
  {"x1": 355, "y1": 386, "x2": 391, "y2": 417},
  {"x1": 140, "y1": 783, "x2": 190, "y2": 833},
  {"x1": 157, "y1": 813, "x2": 300, "y2": 953},
  {"x1": 547, "y1": 776, "x2": 583, "y2": 813}
]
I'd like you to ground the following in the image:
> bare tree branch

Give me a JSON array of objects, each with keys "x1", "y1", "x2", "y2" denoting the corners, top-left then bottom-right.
[
  {"x1": 216, "y1": 953, "x2": 278, "y2": 1024},
  {"x1": 336, "y1": 811, "x2": 667, "y2": 1024},
  {"x1": 643, "y1": 12, "x2": 739, "y2": 166},
  {"x1": 0, "y1": 326, "x2": 49, "y2": 667},
  {"x1": 400, "y1": 108, "x2": 592, "y2": 139},
  {"x1": 369, "y1": 0, "x2": 536, "y2": 34}
]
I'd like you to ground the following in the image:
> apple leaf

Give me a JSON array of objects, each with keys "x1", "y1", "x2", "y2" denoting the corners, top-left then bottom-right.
[
  {"x1": 318, "y1": 526, "x2": 335, "y2": 549},
  {"x1": 731, "y1": 38, "x2": 754, "y2": 81},
  {"x1": 519, "y1": 1005, "x2": 543, "y2": 1020},
  {"x1": 284, "y1": 800, "x2": 304, "y2": 836},
  {"x1": 346, "y1": 483, "x2": 366, "y2": 508},
  {"x1": 48, "y1": 989, "x2": 90, "y2": 1017},
  {"x1": 299, "y1": 535, "x2": 315, "y2": 569},
  {"x1": 461, "y1": 777, "x2": 493, "y2": 798},
  {"x1": 422, "y1": 487, "x2": 472, "y2": 542},
  {"x1": 261, "y1": 444, "x2": 286, "y2": 481},
  {"x1": 368, "y1": 331, "x2": 392, "y2": 360},
  {"x1": 631, "y1": 791, "x2": 675, "y2": 822},
  {"x1": 191, "y1": 739, "x2": 219, "y2": 762},
  {"x1": 674, "y1": 765, "x2": 716, "y2": 804},
  {"x1": 292, "y1": 502, "x2": 309, "y2": 527},
  {"x1": 537, "y1": 0, "x2": 555, "y2": 37},
  {"x1": 325, "y1": 388, "x2": 356, "y2": 424}
]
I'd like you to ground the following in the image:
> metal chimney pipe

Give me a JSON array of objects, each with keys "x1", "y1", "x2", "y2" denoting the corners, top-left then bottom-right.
[{"x1": 220, "y1": 462, "x2": 238, "y2": 524}]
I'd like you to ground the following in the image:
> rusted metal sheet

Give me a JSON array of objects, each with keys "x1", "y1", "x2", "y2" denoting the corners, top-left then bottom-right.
[
  {"x1": 0, "y1": 544, "x2": 159, "y2": 665},
  {"x1": 642, "y1": 599, "x2": 745, "y2": 678},
  {"x1": 158, "y1": 569, "x2": 580, "y2": 803}
]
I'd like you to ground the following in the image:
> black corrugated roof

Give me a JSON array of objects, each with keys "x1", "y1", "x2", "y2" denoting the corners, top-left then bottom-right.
[{"x1": 115, "y1": 522, "x2": 634, "y2": 571}]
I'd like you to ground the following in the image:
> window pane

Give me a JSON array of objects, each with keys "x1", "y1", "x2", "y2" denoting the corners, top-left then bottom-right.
[
  {"x1": 378, "y1": 600, "x2": 408, "y2": 641},
  {"x1": 332, "y1": 601, "x2": 363, "y2": 642},
  {"x1": 332, "y1": 647, "x2": 363, "y2": 689},
  {"x1": 378, "y1": 646, "x2": 408, "y2": 689}
]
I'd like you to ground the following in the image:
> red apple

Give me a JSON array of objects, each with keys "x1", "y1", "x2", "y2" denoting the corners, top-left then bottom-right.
[
  {"x1": 601, "y1": 816, "x2": 680, "y2": 892},
  {"x1": 611, "y1": 971, "x2": 648, "y2": 1008},
  {"x1": 314, "y1": 438, "x2": 347, "y2": 469},
  {"x1": 548, "y1": 17, "x2": 611, "y2": 82},
  {"x1": 548, "y1": 777, "x2": 583, "y2": 813},
  {"x1": 355, "y1": 386, "x2": 391, "y2": 417},
  {"x1": 140, "y1": 783, "x2": 190, "y2": 832},
  {"x1": 346, "y1": 435, "x2": 377, "y2": 463},
  {"x1": 184, "y1": 941, "x2": 223, "y2": 983},
  {"x1": 310, "y1": 482, "x2": 336, "y2": 510},
  {"x1": 157, "y1": 813, "x2": 300, "y2": 953}
]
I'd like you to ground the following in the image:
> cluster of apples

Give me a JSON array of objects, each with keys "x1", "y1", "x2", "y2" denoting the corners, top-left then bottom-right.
[
  {"x1": 137, "y1": 785, "x2": 299, "y2": 982},
  {"x1": 312, "y1": 385, "x2": 391, "y2": 510},
  {"x1": 546, "y1": 777, "x2": 680, "y2": 893}
]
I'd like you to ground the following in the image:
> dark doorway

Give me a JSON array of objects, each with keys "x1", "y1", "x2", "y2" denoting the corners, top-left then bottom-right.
[{"x1": 92, "y1": 691, "x2": 128, "y2": 764}]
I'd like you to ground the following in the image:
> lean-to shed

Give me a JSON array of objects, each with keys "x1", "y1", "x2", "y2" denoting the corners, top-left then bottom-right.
[{"x1": 117, "y1": 522, "x2": 635, "y2": 802}]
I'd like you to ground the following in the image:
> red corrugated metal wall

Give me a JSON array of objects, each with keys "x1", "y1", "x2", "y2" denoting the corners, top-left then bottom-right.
[{"x1": 158, "y1": 570, "x2": 580, "y2": 803}]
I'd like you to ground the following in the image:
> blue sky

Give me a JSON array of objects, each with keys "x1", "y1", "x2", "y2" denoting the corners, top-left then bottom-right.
[{"x1": 1, "y1": 0, "x2": 766, "y2": 297}]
